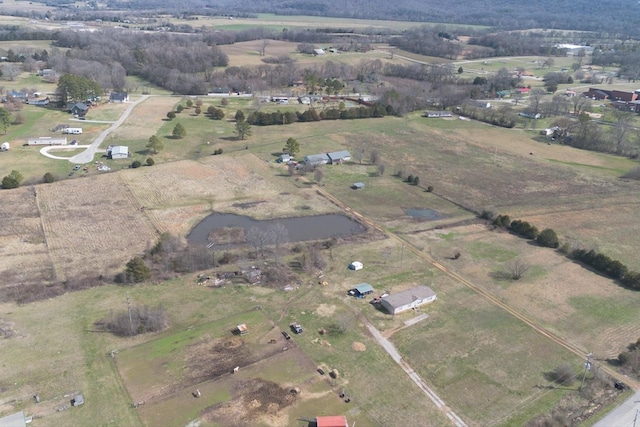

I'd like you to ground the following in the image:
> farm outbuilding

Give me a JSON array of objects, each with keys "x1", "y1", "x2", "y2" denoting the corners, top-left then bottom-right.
[
  {"x1": 0, "y1": 142, "x2": 9, "y2": 151},
  {"x1": 315, "y1": 415, "x2": 348, "y2": 427},
  {"x1": 108, "y1": 145, "x2": 129, "y2": 159},
  {"x1": 109, "y1": 92, "x2": 129, "y2": 102},
  {"x1": 303, "y1": 153, "x2": 330, "y2": 166},
  {"x1": 352, "y1": 182, "x2": 365, "y2": 190},
  {"x1": 347, "y1": 283, "x2": 374, "y2": 298},
  {"x1": 348, "y1": 261, "x2": 363, "y2": 271},
  {"x1": 0, "y1": 411, "x2": 27, "y2": 427},
  {"x1": 381, "y1": 286, "x2": 436, "y2": 315},
  {"x1": 236, "y1": 324, "x2": 249, "y2": 335}
]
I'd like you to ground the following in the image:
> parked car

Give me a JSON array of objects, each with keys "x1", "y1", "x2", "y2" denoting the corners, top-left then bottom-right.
[
  {"x1": 73, "y1": 165, "x2": 81, "y2": 170},
  {"x1": 614, "y1": 381, "x2": 626, "y2": 390}
]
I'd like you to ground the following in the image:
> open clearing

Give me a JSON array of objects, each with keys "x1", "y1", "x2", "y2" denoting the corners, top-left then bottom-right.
[{"x1": 1, "y1": 60, "x2": 640, "y2": 425}]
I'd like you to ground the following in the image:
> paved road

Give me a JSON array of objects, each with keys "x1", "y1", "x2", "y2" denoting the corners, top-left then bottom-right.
[
  {"x1": 68, "y1": 95, "x2": 150, "y2": 164},
  {"x1": 594, "y1": 390, "x2": 640, "y2": 427}
]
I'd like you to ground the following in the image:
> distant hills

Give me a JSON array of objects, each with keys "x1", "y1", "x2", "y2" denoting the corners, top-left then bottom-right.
[{"x1": 30, "y1": 0, "x2": 640, "y2": 37}]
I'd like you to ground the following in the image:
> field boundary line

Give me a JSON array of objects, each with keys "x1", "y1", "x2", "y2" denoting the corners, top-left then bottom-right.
[
  {"x1": 33, "y1": 185, "x2": 61, "y2": 282},
  {"x1": 116, "y1": 173, "x2": 165, "y2": 234}
]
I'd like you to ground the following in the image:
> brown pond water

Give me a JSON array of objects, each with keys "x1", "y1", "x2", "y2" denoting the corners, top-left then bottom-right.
[{"x1": 187, "y1": 213, "x2": 366, "y2": 245}]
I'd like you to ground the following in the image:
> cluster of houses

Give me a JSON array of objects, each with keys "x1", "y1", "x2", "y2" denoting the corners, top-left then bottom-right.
[{"x1": 583, "y1": 88, "x2": 640, "y2": 112}]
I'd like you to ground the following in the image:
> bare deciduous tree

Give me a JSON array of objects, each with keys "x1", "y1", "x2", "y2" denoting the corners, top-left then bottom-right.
[{"x1": 505, "y1": 258, "x2": 529, "y2": 280}]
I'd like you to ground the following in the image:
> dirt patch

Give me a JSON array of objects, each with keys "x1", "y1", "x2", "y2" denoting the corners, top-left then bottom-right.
[
  {"x1": 315, "y1": 304, "x2": 336, "y2": 317},
  {"x1": 201, "y1": 378, "x2": 296, "y2": 426},
  {"x1": 352, "y1": 342, "x2": 366, "y2": 352}
]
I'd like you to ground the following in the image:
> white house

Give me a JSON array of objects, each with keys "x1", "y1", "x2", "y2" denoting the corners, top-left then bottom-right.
[
  {"x1": 108, "y1": 145, "x2": 129, "y2": 159},
  {"x1": 380, "y1": 286, "x2": 437, "y2": 315},
  {"x1": 0, "y1": 142, "x2": 9, "y2": 151},
  {"x1": 28, "y1": 137, "x2": 67, "y2": 146}
]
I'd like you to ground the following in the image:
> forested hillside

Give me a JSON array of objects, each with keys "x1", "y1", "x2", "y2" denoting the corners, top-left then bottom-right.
[{"x1": 31, "y1": 0, "x2": 640, "y2": 36}]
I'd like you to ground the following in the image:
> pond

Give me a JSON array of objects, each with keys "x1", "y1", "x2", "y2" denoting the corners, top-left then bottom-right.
[
  {"x1": 187, "y1": 213, "x2": 366, "y2": 245},
  {"x1": 404, "y1": 208, "x2": 445, "y2": 220}
]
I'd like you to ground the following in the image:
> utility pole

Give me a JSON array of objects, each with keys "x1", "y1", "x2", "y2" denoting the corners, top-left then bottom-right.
[
  {"x1": 400, "y1": 244, "x2": 405, "y2": 268},
  {"x1": 580, "y1": 353, "x2": 592, "y2": 390},
  {"x1": 127, "y1": 293, "x2": 133, "y2": 336}
]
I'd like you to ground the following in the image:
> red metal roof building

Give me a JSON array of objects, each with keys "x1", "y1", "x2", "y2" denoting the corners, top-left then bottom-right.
[{"x1": 316, "y1": 415, "x2": 348, "y2": 427}]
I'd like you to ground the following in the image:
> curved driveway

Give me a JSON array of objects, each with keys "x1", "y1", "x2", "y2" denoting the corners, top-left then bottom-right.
[{"x1": 66, "y1": 95, "x2": 150, "y2": 164}]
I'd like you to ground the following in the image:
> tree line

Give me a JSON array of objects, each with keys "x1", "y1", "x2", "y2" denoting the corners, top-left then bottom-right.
[{"x1": 490, "y1": 213, "x2": 640, "y2": 291}]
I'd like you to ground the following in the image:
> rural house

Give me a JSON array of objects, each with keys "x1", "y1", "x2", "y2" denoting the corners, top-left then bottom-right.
[
  {"x1": 28, "y1": 137, "x2": 67, "y2": 146},
  {"x1": 303, "y1": 153, "x2": 330, "y2": 166},
  {"x1": 67, "y1": 102, "x2": 89, "y2": 116},
  {"x1": 380, "y1": 285, "x2": 437, "y2": 315},
  {"x1": 424, "y1": 111, "x2": 453, "y2": 118},
  {"x1": 108, "y1": 145, "x2": 129, "y2": 159},
  {"x1": 327, "y1": 150, "x2": 351, "y2": 164},
  {"x1": 109, "y1": 92, "x2": 129, "y2": 102}
]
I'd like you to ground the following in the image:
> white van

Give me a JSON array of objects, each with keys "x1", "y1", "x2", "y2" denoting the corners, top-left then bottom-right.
[{"x1": 64, "y1": 128, "x2": 83, "y2": 134}]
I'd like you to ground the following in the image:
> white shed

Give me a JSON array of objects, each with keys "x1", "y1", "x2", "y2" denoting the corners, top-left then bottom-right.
[
  {"x1": 348, "y1": 261, "x2": 363, "y2": 271},
  {"x1": 380, "y1": 286, "x2": 437, "y2": 315},
  {"x1": 108, "y1": 145, "x2": 129, "y2": 159},
  {"x1": 0, "y1": 142, "x2": 9, "y2": 151}
]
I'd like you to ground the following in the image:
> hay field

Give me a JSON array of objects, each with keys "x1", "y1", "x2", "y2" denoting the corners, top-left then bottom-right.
[
  {"x1": 36, "y1": 174, "x2": 159, "y2": 280},
  {"x1": 0, "y1": 186, "x2": 53, "y2": 286}
]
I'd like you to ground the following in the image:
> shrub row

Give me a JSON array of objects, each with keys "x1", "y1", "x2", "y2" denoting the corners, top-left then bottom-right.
[
  {"x1": 246, "y1": 103, "x2": 392, "y2": 126},
  {"x1": 491, "y1": 213, "x2": 640, "y2": 290}
]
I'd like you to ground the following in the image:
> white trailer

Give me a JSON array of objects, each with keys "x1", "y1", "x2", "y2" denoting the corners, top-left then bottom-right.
[{"x1": 63, "y1": 128, "x2": 83, "y2": 134}]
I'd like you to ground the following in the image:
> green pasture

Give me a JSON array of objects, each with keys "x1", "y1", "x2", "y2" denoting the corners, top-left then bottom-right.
[{"x1": 392, "y1": 285, "x2": 583, "y2": 425}]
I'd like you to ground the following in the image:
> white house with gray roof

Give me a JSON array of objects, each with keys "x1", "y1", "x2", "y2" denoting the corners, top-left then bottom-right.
[{"x1": 381, "y1": 285, "x2": 436, "y2": 315}]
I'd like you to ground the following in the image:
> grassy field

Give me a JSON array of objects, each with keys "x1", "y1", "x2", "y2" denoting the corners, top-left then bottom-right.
[{"x1": 2, "y1": 37, "x2": 640, "y2": 425}]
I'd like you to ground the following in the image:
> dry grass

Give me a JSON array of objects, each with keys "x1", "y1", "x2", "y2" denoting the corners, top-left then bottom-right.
[
  {"x1": 36, "y1": 174, "x2": 158, "y2": 280},
  {"x1": 107, "y1": 96, "x2": 179, "y2": 143}
]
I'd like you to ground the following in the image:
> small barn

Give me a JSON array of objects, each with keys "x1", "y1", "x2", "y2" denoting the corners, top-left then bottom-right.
[
  {"x1": 108, "y1": 145, "x2": 129, "y2": 159},
  {"x1": 381, "y1": 286, "x2": 436, "y2": 315},
  {"x1": 236, "y1": 324, "x2": 249, "y2": 335},
  {"x1": 277, "y1": 154, "x2": 293, "y2": 163},
  {"x1": 347, "y1": 283, "x2": 374, "y2": 298},
  {"x1": 1, "y1": 142, "x2": 9, "y2": 151},
  {"x1": 71, "y1": 394, "x2": 84, "y2": 406},
  {"x1": 315, "y1": 415, "x2": 348, "y2": 427},
  {"x1": 352, "y1": 182, "x2": 365, "y2": 190}
]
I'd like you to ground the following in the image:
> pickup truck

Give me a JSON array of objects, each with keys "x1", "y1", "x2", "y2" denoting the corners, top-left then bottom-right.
[{"x1": 290, "y1": 323, "x2": 303, "y2": 334}]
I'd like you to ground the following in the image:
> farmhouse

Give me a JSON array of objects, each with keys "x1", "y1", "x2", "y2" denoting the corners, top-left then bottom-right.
[
  {"x1": 28, "y1": 137, "x2": 68, "y2": 146},
  {"x1": 315, "y1": 415, "x2": 348, "y2": 427},
  {"x1": 109, "y1": 92, "x2": 129, "y2": 102},
  {"x1": 27, "y1": 97, "x2": 50, "y2": 106},
  {"x1": 67, "y1": 102, "x2": 89, "y2": 116},
  {"x1": 327, "y1": 150, "x2": 351, "y2": 164},
  {"x1": 108, "y1": 145, "x2": 129, "y2": 159},
  {"x1": 303, "y1": 153, "x2": 330, "y2": 166},
  {"x1": 380, "y1": 285, "x2": 437, "y2": 315}
]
